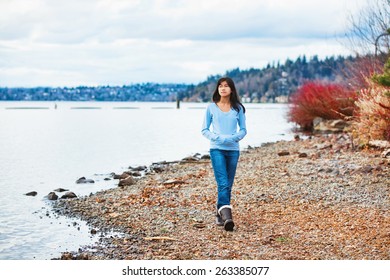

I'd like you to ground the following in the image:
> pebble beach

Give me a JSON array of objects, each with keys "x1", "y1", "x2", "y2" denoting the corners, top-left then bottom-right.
[{"x1": 54, "y1": 134, "x2": 390, "y2": 260}]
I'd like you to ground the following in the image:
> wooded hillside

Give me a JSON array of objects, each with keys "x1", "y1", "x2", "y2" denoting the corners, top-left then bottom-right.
[{"x1": 181, "y1": 55, "x2": 357, "y2": 103}]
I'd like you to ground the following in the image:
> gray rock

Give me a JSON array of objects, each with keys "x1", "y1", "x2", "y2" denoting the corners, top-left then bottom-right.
[
  {"x1": 201, "y1": 154, "x2": 211, "y2": 160},
  {"x1": 118, "y1": 176, "x2": 135, "y2": 187},
  {"x1": 61, "y1": 192, "x2": 77, "y2": 199},
  {"x1": 119, "y1": 172, "x2": 131, "y2": 180},
  {"x1": 25, "y1": 191, "x2": 37, "y2": 196},
  {"x1": 129, "y1": 171, "x2": 142, "y2": 177},
  {"x1": 47, "y1": 192, "x2": 58, "y2": 200},
  {"x1": 129, "y1": 165, "x2": 147, "y2": 171},
  {"x1": 76, "y1": 177, "x2": 95, "y2": 184},
  {"x1": 53, "y1": 188, "x2": 68, "y2": 192},
  {"x1": 181, "y1": 156, "x2": 199, "y2": 162}
]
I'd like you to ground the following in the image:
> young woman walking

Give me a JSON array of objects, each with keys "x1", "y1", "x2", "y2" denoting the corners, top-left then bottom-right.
[{"x1": 201, "y1": 77, "x2": 247, "y2": 231}]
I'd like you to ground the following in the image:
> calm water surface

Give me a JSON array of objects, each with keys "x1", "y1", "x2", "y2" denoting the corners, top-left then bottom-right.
[{"x1": 0, "y1": 101, "x2": 294, "y2": 259}]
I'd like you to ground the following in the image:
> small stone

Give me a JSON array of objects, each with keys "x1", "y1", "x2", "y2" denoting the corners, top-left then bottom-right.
[
  {"x1": 75, "y1": 253, "x2": 89, "y2": 260},
  {"x1": 181, "y1": 156, "x2": 199, "y2": 162},
  {"x1": 61, "y1": 192, "x2": 77, "y2": 199},
  {"x1": 151, "y1": 166, "x2": 164, "y2": 173},
  {"x1": 129, "y1": 171, "x2": 142, "y2": 177},
  {"x1": 315, "y1": 143, "x2": 333, "y2": 150},
  {"x1": 76, "y1": 177, "x2": 95, "y2": 184},
  {"x1": 360, "y1": 165, "x2": 374, "y2": 173},
  {"x1": 163, "y1": 179, "x2": 186, "y2": 185},
  {"x1": 61, "y1": 253, "x2": 73, "y2": 260},
  {"x1": 119, "y1": 172, "x2": 131, "y2": 180},
  {"x1": 193, "y1": 223, "x2": 206, "y2": 228},
  {"x1": 369, "y1": 140, "x2": 390, "y2": 149},
  {"x1": 381, "y1": 149, "x2": 390, "y2": 158},
  {"x1": 129, "y1": 165, "x2": 147, "y2": 171},
  {"x1": 118, "y1": 176, "x2": 135, "y2": 187},
  {"x1": 25, "y1": 191, "x2": 37, "y2": 196},
  {"x1": 47, "y1": 192, "x2": 58, "y2": 200},
  {"x1": 53, "y1": 188, "x2": 68, "y2": 192},
  {"x1": 277, "y1": 150, "x2": 290, "y2": 156}
]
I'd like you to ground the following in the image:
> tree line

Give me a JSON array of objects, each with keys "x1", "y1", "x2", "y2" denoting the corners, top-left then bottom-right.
[
  {"x1": 0, "y1": 54, "x2": 358, "y2": 103},
  {"x1": 181, "y1": 55, "x2": 358, "y2": 103}
]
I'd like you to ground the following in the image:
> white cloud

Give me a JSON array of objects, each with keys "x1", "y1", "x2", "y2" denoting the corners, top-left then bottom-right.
[{"x1": 0, "y1": 0, "x2": 368, "y2": 87}]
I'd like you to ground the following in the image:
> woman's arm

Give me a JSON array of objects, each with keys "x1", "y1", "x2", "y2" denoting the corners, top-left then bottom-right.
[
  {"x1": 231, "y1": 108, "x2": 247, "y2": 142},
  {"x1": 201, "y1": 105, "x2": 220, "y2": 141}
]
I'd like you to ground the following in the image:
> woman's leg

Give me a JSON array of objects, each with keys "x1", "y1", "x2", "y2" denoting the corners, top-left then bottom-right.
[
  {"x1": 210, "y1": 149, "x2": 230, "y2": 210},
  {"x1": 210, "y1": 149, "x2": 239, "y2": 231},
  {"x1": 226, "y1": 150, "x2": 240, "y2": 203}
]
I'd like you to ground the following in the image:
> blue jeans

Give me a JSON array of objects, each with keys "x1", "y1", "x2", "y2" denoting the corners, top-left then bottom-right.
[{"x1": 210, "y1": 149, "x2": 240, "y2": 210}]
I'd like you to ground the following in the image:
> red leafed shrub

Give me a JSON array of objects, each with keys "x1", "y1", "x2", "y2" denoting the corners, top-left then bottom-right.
[{"x1": 288, "y1": 81, "x2": 357, "y2": 131}]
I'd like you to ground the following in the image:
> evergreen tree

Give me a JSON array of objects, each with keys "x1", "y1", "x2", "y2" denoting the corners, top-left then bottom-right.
[{"x1": 373, "y1": 56, "x2": 390, "y2": 87}]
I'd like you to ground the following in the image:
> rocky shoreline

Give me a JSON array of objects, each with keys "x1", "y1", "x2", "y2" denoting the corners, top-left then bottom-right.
[{"x1": 53, "y1": 134, "x2": 390, "y2": 260}]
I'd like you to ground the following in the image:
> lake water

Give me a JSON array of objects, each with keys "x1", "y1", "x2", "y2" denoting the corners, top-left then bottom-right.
[{"x1": 0, "y1": 101, "x2": 294, "y2": 260}]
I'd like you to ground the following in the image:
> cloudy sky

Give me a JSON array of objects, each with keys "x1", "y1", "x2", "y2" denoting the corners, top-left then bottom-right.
[{"x1": 0, "y1": 0, "x2": 368, "y2": 87}]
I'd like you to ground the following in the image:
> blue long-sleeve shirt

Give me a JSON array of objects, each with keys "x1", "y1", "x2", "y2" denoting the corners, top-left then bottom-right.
[{"x1": 201, "y1": 103, "x2": 247, "y2": 151}]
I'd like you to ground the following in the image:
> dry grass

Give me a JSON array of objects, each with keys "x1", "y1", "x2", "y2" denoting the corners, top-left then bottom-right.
[{"x1": 352, "y1": 81, "x2": 390, "y2": 143}]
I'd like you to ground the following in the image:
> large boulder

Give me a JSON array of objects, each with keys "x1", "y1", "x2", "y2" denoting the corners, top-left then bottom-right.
[{"x1": 313, "y1": 117, "x2": 349, "y2": 133}]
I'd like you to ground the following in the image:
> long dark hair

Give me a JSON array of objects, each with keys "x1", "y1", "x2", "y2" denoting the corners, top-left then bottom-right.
[{"x1": 212, "y1": 77, "x2": 245, "y2": 113}]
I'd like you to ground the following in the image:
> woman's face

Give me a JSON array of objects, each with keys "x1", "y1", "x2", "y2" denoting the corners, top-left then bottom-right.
[{"x1": 218, "y1": 81, "x2": 231, "y2": 98}]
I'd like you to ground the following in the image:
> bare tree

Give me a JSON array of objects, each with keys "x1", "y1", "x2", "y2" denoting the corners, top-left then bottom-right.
[
  {"x1": 345, "y1": 0, "x2": 390, "y2": 56},
  {"x1": 339, "y1": 0, "x2": 390, "y2": 89}
]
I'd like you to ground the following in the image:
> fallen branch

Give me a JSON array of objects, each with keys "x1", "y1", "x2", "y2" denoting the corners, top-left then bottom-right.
[{"x1": 144, "y1": 236, "x2": 177, "y2": 241}]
